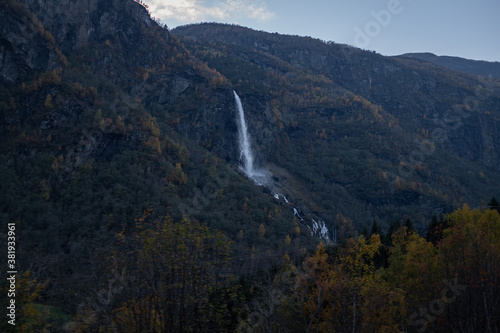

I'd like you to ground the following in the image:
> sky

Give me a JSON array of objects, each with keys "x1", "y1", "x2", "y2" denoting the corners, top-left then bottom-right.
[{"x1": 143, "y1": 0, "x2": 500, "y2": 62}]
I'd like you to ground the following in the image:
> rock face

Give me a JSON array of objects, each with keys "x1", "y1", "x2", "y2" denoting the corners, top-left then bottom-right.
[
  {"x1": 20, "y1": 0, "x2": 160, "y2": 53},
  {"x1": 1, "y1": 0, "x2": 178, "y2": 173},
  {"x1": 1, "y1": 0, "x2": 172, "y2": 84},
  {"x1": 169, "y1": 89, "x2": 277, "y2": 169},
  {"x1": 0, "y1": 1, "x2": 60, "y2": 82}
]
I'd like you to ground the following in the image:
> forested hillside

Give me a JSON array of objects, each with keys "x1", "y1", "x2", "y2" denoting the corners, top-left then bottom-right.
[
  {"x1": 0, "y1": 1, "x2": 499, "y2": 332},
  {"x1": 173, "y1": 23, "x2": 500, "y2": 229},
  {"x1": 398, "y1": 52, "x2": 500, "y2": 79}
]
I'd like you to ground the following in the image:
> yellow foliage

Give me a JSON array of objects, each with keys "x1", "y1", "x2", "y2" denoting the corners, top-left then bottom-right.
[
  {"x1": 39, "y1": 179, "x2": 50, "y2": 201},
  {"x1": 38, "y1": 69, "x2": 62, "y2": 86},
  {"x1": 258, "y1": 223, "x2": 266, "y2": 239},
  {"x1": 115, "y1": 115, "x2": 126, "y2": 134},
  {"x1": 295, "y1": 226, "x2": 301, "y2": 236},
  {"x1": 387, "y1": 227, "x2": 443, "y2": 303},
  {"x1": 441, "y1": 205, "x2": 500, "y2": 286},
  {"x1": 71, "y1": 82, "x2": 87, "y2": 98},
  {"x1": 44, "y1": 94, "x2": 53, "y2": 110},
  {"x1": 145, "y1": 136, "x2": 161, "y2": 154},
  {"x1": 15, "y1": 271, "x2": 50, "y2": 332}
]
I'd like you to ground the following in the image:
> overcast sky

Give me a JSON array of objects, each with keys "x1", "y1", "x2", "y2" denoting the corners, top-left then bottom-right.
[{"x1": 143, "y1": 0, "x2": 500, "y2": 62}]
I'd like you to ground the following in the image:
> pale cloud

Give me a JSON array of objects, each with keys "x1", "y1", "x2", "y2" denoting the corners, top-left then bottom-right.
[
  {"x1": 246, "y1": 3, "x2": 275, "y2": 21},
  {"x1": 144, "y1": 0, "x2": 276, "y2": 23}
]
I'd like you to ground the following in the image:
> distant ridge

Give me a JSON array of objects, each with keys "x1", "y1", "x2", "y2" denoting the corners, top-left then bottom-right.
[{"x1": 398, "y1": 52, "x2": 500, "y2": 79}]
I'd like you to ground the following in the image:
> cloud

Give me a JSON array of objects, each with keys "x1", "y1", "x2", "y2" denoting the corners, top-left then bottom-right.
[
  {"x1": 246, "y1": 3, "x2": 275, "y2": 21},
  {"x1": 144, "y1": 0, "x2": 276, "y2": 23}
]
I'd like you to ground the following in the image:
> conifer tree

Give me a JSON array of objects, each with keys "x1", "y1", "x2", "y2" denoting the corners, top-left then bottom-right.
[
  {"x1": 426, "y1": 214, "x2": 439, "y2": 244},
  {"x1": 489, "y1": 197, "x2": 500, "y2": 213}
]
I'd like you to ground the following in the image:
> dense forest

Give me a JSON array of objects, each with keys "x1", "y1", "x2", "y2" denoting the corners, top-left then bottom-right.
[{"x1": 0, "y1": 0, "x2": 499, "y2": 331}]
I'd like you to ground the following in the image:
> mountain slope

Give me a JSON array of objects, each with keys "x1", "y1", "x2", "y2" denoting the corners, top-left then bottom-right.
[
  {"x1": 172, "y1": 23, "x2": 500, "y2": 227},
  {"x1": 399, "y1": 52, "x2": 500, "y2": 79},
  {"x1": 2, "y1": 2, "x2": 500, "y2": 329},
  {"x1": 0, "y1": 1, "x2": 312, "y2": 322}
]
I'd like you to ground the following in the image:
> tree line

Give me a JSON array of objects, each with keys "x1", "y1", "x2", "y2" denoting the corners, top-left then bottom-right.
[{"x1": 4, "y1": 200, "x2": 498, "y2": 332}]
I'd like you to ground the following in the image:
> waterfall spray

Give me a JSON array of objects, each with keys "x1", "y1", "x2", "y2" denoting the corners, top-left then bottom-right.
[
  {"x1": 234, "y1": 91, "x2": 255, "y2": 176},
  {"x1": 233, "y1": 91, "x2": 329, "y2": 240},
  {"x1": 233, "y1": 91, "x2": 270, "y2": 185}
]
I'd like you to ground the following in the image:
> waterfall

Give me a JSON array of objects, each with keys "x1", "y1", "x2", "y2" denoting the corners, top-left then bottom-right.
[
  {"x1": 233, "y1": 91, "x2": 270, "y2": 185},
  {"x1": 234, "y1": 91, "x2": 255, "y2": 176},
  {"x1": 233, "y1": 91, "x2": 331, "y2": 242}
]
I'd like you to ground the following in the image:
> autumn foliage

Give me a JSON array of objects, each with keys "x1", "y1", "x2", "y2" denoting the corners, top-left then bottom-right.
[{"x1": 241, "y1": 205, "x2": 500, "y2": 332}]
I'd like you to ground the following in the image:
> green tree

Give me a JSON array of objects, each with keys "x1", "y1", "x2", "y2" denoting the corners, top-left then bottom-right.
[
  {"x1": 0, "y1": 271, "x2": 49, "y2": 333},
  {"x1": 426, "y1": 215, "x2": 439, "y2": 244},
  {"x1": 75, "y1": 216, "x2": 237, "y2": 333},
  {"x1": 439, "y1": 205, "x2": 500, "y2": 332},
  {"x1": 370, "y1": 220, "x2": 381, "y2": 236},
  {"x1": 426, "y1": 214, "x2": 448, "y2": 245},
  {"x1": 289, "y1": 236, "x2": 405, "y2": 332},
  {"x1": 290, "y1": 242, "x2": 341, "y2": 332},
  {"x1": 119, "y1": 217, "x2": 235, "y2": 332},
  {"x1": 489, "y1": 197, "x2": 500, "y2": 214},
  {"x1": 385, "y1": 227, "x2": 443, "y2": 311}
]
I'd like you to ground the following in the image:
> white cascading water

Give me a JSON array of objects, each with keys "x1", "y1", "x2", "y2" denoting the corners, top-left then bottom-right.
[
  {"x1": 233, "y1": 91, "x2": 270, "y2": 185},
  {"x1": 234, "y1": 91, "x2": 332, "y2": 242},
  {"x1": 234, "y1": 91, "x2": 255, "y2": 176}
]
